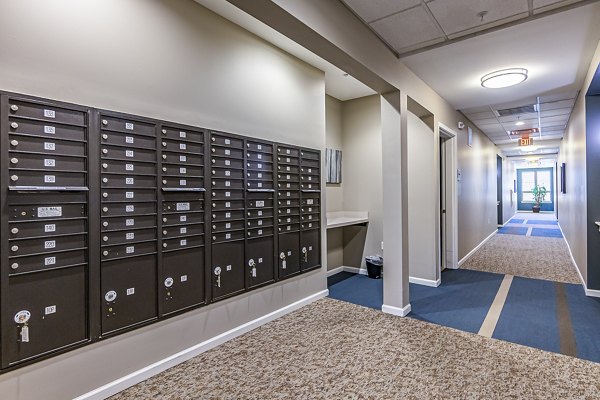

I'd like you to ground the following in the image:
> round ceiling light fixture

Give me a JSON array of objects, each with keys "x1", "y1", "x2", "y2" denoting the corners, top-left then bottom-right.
[{"x1": 481, "y1": 68, "x2": 528, "y2": 89}]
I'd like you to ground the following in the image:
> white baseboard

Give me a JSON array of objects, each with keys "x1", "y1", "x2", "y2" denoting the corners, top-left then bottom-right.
[
  {"x1": 342, "y1": 266, "x2": 368, "y2": 275},
  {"x1": 458, "y1": 229, "x2": 498, "y2": 267},
  {"x1": 74, "y1": 289, "x2": 329, "y2": 400},
  {"x1": 409, "y1": 276, "x2": 441, "y2": 287},
  {"x1": 557, "y1": 223, "x2": 600, "y2": 298},
  {"x1": 585, "y1": 287, "x2": 600, "y2": 298},
  {"x1": 382, "y1": 303, "x2": 412, "y2": 317},
  {"x1": 326, "y1": 266, "x2": 344, "y2": 277}
]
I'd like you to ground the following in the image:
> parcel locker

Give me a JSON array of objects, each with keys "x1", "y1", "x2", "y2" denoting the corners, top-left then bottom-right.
[
  {"x1": 246, "y1": 236, "x2": 274, "y2": 289},
  {"x1": 300, "y1": 228, "x2": 320, "y2": 271},
  {"x1": 9, "y1": 135, "x2": 86, "y2": 157},
  {"x1": 1, "y1": 267, "x2": 88, "y2": 368},
  {"x1": 10, "y1": 153, "x2": 87, "y2": 172},
  {"x1": 161, "y1": 248, "x2": 205, "y2": 315},
  {"x1": 101, "y1": 255, "x2": 158, "y2": 335},
  {"x1": 211, "y1": 241, "x2": 245, "y2": 301},
  {"x1": 161, "y1": 127, "x2": 204, "y2": 143},
  {"x1": 278, "y1": 232, "x2": 301, "y2": 278},
  {"x1": 8, "y1": 219, "x2": 86, "y2": 239},
  {"x1": 8, "y1": 119, "x2": 87, "y2": 141}
]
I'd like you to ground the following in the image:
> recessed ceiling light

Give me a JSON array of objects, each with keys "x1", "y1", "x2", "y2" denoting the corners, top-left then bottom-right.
[
  {"x1": 481, "y1": 68, "x2": 528, "y2": 89},
  {"x1": 515, "y1": 121, "x2": 525, "y2": 126}
]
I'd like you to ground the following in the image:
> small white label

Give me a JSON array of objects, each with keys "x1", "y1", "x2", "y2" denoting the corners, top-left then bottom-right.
[
  {"x1": 258, "y1": 182, "x2": 263, "y2": 188},
  {"x1": 224, "y1": 149, "x2": 230, "y2": 156},
  {"x1": 286, "y1": 158, "x2": 290, "y2": 163},
  {"x1": 286, "y1": 183, "x2": 291, "y2": 188},
  {"x1": 286, "y1": 175, "x2": 290, "y2": 179},
  {"x1": 45, "y1": 256, "x2": 56, "y2": 266},
  {"x1": 287, "y1": 251, "x2": 292, "y2": 256},
  {"x1": 44, "y1": 175, "x2": 56, "y2": 183},
  {"x1": 224, "y1": 212, "x2": 231, "y2": 218},
  {"x1": 256, "y1": 201, "x2": 265, "y2": 207},
  {"x1": 45, "y1": 224, "x2": 56, "y2": 232},
  {"x1": 308, "y1": 176, "x2": 312, "y2": 181},
  {"x1": 44, "y1": 109, "x2": 56, "y2": 118},
  {"x1": 180, "y1": 239, "x2": 187, "y2": 246},
  {"x1": 225, "y1": 223, "x2": 231, "y2": 229},
  {"x1": 126, "y1": 287, "x2": 135, "y2": 295},
  {"x1": 225, "y1": 181, "x2": 231, "y2": 187},
  {"x1": 126, "y1": 232, "x2": 135, "y2": 240},
  {"x1": 45, "y1": 305, "x2": 57, "y2": 315},
  {"x1": 258, "y1": 173, "x2": 263, "y2": 178},
  {"x1": 180, "y1": 167, "x2": 187, "y2": 174},
  {"x1": 309, "y1": 246, "x2": 313, "y2": 251},
  {"x1": 258, "y1": 154, "x2": 262, "y2": 160},
  {"x1": 308, "y1": 207, "x2": 313, "y2": 212},
  {"x1": 225, "y1": 160, "x2": 230, "y2": 166},
  {"x1": 38, "y1": 206, "x2": 62, "y2": 218},
  {"x1": 180, "y1": 227, "x2": 187, "y2": 234},
  {"x1": 224, "y1": 139, "x2": 231, "y2": 145},
  {"x1": 307, "y1": 199, "x2": 314, "y2": 205},
  {"x1": 179, "y1": 131, "x2": 186, "y2": 138},
  {"x1": 180, "y1": 155, "x2": 187, "y2": 162},
  {"x1": 126, "y1": 191, "x2": 134, "y2": 199},
  {"x1": 125, "y1": 123, "x2": 134, "y2": 130},
  {"x1": 44, "y1": 159, "x2": 56, "y2": 167},
  {"x1": 125, "y1": 136, "x2": 134, "y2": 144},
  {"x1": 287, "y1": 226, "x2": 291, "y2": 231},
  {"x1": 225, "y1": 202, "x2": 231, "y2": 208},
  {"x1": 287, "y1": 192, "x2": 291, "y2": 197},
  {"x1": 286, "y1": 218, "x2": 291, "y2": 223},
  {"x1": 126, "y1": 218, "x2": 135, "y2": 226},
  {"x1": 126, "y1": 150, "x2": 134, "y2": 158},
  {"x1": 180, "y1": 215, "x2": 187, "y2": 222},
  {"x1": 125, "y1": 163, "x2": 134, "y2": 171},
  {"x1": 258, "y1": 211, "x2": 263, "y2": 216},
  {"x1": 225, "y1": 191, "x2": 230, "y2": 197},
  {"x1": 180, "y1": 275, "x2": 188, "y2": 282},
  {"x1": 258, "y1": 220, "x2": 263, "y2": 226},
  {"x1": 125, "y1": 177, "x2": 134, "y2": 185},
  {"x1": 258, "y1": 163, "x2": 263, "y2": 169},
  {"x1": 225, "y1": 233, "x2": 231, "y2": 239},
  {"x1": 286, "y1": 149, "x2": 290, "y2": 155},
  {"x1": 226, "y1": 264, "x2": 232, "y2": 271},
  {"x1": 44, "y1": 142, "x2": 56, "y2": 151},
  {"x1": 257, "y1": 145, "x2": 262, "y2": 150},
  {"x1": 258, "y1": 229, "x2": 263, "y2": 235},
  {"x1": 225, "y1": 170, "x2": 231, "y2": 176},
  {"x1": 180, "y1": 143, "x2": 186, "y2": 150},
  {"x1": 286, "y1": 200, "x2": 291, "y2": 205},
  {"x1": 180, "y1": 179, "x2": 187, "y2": 186},
  {"x1": 176, "y1": 202, "x2": 190, "y2": 211},
  {"x1": 286, "y1": 166, "x2": 290, "y2": 171},
  {"x1": 44, "y1": 240, "x2": 56, "y2": 249},
  {"x1": 126, "y1": 205, "x2": 135, "y2": 212},
  {"x1": 44, "y1": 125, "x2": 56, "y2": 134},
  {"x1": 309, "y1": 223, "x2": 313, "y2": 228},
  {"x1": 126, "y1": 246, "x2": 135, "y2": 254},
  {"x1": 308, "y1": 168, "x2": 312, "y2": 173},
  {"x1": 287, "y1": 209, "x2": 291, "y2": 214}
]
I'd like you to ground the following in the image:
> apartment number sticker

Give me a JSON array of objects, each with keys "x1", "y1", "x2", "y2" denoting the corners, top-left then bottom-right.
[
  {"x1": 44, "y1": 159, "x2": 56, "y2": 167},
  {"x1": 258, "y1": 220, "x2": 263, "y2": 226},
  {"x1": 258, "y1": 229, "x2": 263, "y2": 235},
  {"x1": 225, "y1": 223, "x2": 231, "y2": 229},
  {"x1": 44, "y1": 142, "x2": 56, "y2": 151},
  {"x1": 179, "y1": 179, "x2": 187, "y2": 186},
  {"x1": 126, "y1": 218, "x2": 135, "y2": 226},
  {"x1": 125, "y1": 177, "x2": 134, "y2": 185},
  {"x1": 225, "y1": 170, "x2": 230, "y2": 176},
  {"x1": 180, "y1": 227, "x2": 187, "y2": 234},
  {"x1": 126, "y1": 191, "x2": 134, "y2": 199},
  {"x1": 257, "y1": 144, "x2": 262, "y2": 150},
  {"x1": 225, "y1": 233, "x2": 231, "y2": 239},
  {"x1": 180, "y1": 155, "x2": 187, "y2": 162},
  {"x1": 125, "y1": 136, "x2": 134, "y2": 144},
  {"x1": 180, "y1": 275, "x2": 188, "y2": 282},
  {"x1": 225, "y1": 212, "x2": 231, "y2": 218},
  {"x1": 180, "y1": 215, "x2": 187, "y2": 222},
  {"x1": 180, "y1": 167, "x2": 187, "y2": 174},
  {"x1": 225, "y1": 201, "x2": 231, "y2": 208},
  {"x1": 179, "y1": 131, "x2": 186, "y2": 138},
  {"x1": 180, "y1": 143, "x2": 186, "y2": 150},
  {"x1": 225, "y1": 160, "x2": 230, "y2": 166},
  {"x1": 224, "y1": 139, "x2": 231, "y2": 145},
  {"x1": 45, "y1": 305, "x2": 57, "y2": 315},
  {"x1": 257, "y1": 154, "x2": 262, "y2": 160},
  {"x1": 38, "y1": 206, "x2": 62, "y2": 218},
  {"x1": 257, "y1": 182, "x2": 263, "y2": 188},
  {"x1": 126, "y1": 150, "x2": 134, "y2": 158},
  {"x1": 307, "y1": 199, "x2": 314, "y2": 205},
  {"x1": 256, "y1": 201, "x2": 264, "y2": 207},
  {"x1": 180, "y1": 239, "x2": 187, "y2": 246},
  {"x1": 225, "y1": 191, "x2": 231, "y2": 197},
  {"x1": 44, "y1": 256, "x2": 56, "y2": 266},
  {"x1": 126, "y1": 287, "x2": 135, "y2": 295},
  {"x1": 44, "y1": 240, "x2": 56, "y2": 249},
  {"x1": 44, "y1": 224, "x2": 56, "y2": 232},
  {"x1": 43, "y1": 109, "x2": 56, "y2": 118},
  {"x1": 125, "y1": 205, "x2": 135, "y2": 212},
  {"x1": 258, "y1": 211, "x2": 263, "y2": 216},
  {"x1": 126, "y1": 232, "x2": 135, "y2": 240},
  {"x1": 126, "y1": 246, "x2": 135, "y2": 254},
  {"x1": 44, "y1": 175, "x2": 56, "y2": 183},
  {"x1": 125, "y1": 123, "x2": 134, "y2": 130},
  {"x1": 224, "y1": 149, "x2": 230, "y2": 156},
  {"x1": 44, "y1": 125, "x2": 56, "y2": 134},
  {"x1": 258, "y1": 163, "x2": 262, "y2": 169}
]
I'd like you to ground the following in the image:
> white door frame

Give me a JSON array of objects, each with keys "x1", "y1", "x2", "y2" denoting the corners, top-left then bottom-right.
[{"x1": 438, "y1": 122, "x2": 459, "y2": 271}]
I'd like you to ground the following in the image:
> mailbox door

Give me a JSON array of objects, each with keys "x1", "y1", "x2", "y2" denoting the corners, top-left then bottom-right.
[
  {"x1": 161, "y1": 248, "x2": 205, "y2": 315},
  {"x1": 300, "y1": 229, "x2": 321, "y2": 271},
  {"x1": 278, "y1": 232, "x2": 300, "y2": 278},
  {"x1": 211, "y1": 241, "x2": 245, "y2": 301},
  {"x1": 246, "y1": 236, "x2": 275, "y2": 289}
]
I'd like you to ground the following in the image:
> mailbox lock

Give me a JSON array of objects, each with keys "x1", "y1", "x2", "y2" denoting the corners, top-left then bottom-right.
[
  {"x1": 211, "y1": 148, "x2": 215, "y2": 153},
  {"x1": 249, "y1": 259, "x2": 257, "y2": 278},
  {"x1": 162, "y1": 155, "x2": 167, "y2": 159},
  {"x1": 163, "y1": 230, "x2": 167, "y2": 235},
  {"x1": 103, "y1": 221, "x2": 109, "y2": 227},
  {"x1": 280, "y1": 252, "x2": 286, "y2": 260},
  {"x1": 162, "y1": 141, "x2": 167, "y2": 147},
  {"x1": 162, "y1": 167, "x2": 167, "y2": 172},
  {"x1": 212, "y1": 170, "x2": 215, "y2": 175},
  {"x1": 164, "y1": 277, "x2": 174, "y2": 288},
  {"x1": 11, "y1": 245, "x2": 19, "y2": 252},
  {"x1": 163, "y1": 217, "x2": 167, "y2": 222},
  {"x1": 102, "y1": 134, "x2": 108, "y2": 140},
  {"x1": 161, "y1": 129, "x2": 167, "y2": 134},
  {"x1": 102, "y1": 236, "x2": 108, "y2": 242},
  {"x1": 10, "y1": 158, "x2": 18, "y2": 164},
  {"x1": 102, "y1": 178, "x2": 108, "y2": 183},
  {"x1": 211, "y1": 137, "x2": 215, "y2": 142},
  {"x1": 14, "y1": 310, "x2": 31, "y2": 343},
  {"x1": 11, "y1": 263, "x2": 19, "y2": 270},
  {"x1": 105, "y1": 290, "x2": 117, "y2": 302},
  {"x1": 103, "y1": 250, "x2": 109, "y2": 256},
  {"x1": 102, "y1": 207, "x2": 108, "y2": 213},
  {"x1": 11, "y1": 227, "x2": 19, "y2": 234},
  {"x1": 10, "y1": 104, "x2": 19, "y2": 111},
  {"x1": 162, "y1": 180, "x2": 167, "y2": 185},
  {"x1": 302, "y1": 247, "x2": 308, "y2": 262},
  {"x1": 212, "y1": 225, "x2": 216, "y2": 230},
  {"x1": 10, "y1": 122, "x2": 19, "y2": 129},
  {"x1": 10, "y1": 139, "x2": 18, "y2": 146},
  {"x1": 10, "y1": 175, "x2": 19, "y2": 182},
  {"x1": 248, "y1": 259, "x2": 256, "y2": 267},
  {"x1": 101, "y1": 119, "x2": 108, "y2": 125},
  {"x1": 163, "y1": 243, "x2": 168, "y2": 248},
  {"x1": 214, "y1": 266, "x2": 222, "y2": 288},
  {"x1": 214, "y1": 267, "x2": 222, "y2": 275},
  {"x1": 102, "y1": 149, "x2": 108, "y2": 154},
  {"x1": 102, "y1": 163, "x2": 108, "y2": 169},
  {"x1": 102, "y1": 192, "x2": 108, "y2": 198}
]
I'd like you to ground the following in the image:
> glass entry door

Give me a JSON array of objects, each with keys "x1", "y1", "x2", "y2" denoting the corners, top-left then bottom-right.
[{"x1": 517, "y1": 168, "x2": 554, "y2": 212}]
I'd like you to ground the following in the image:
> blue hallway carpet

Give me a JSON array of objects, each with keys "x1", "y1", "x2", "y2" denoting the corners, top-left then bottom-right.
[{"x1": 498, "y1": 226, "x2": 528, "y2": 235}]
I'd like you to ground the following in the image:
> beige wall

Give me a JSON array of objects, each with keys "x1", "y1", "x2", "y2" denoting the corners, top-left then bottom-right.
[
  {"x1": 0, "y1": 1, "x2": 326, "y2": 399},
  {"x1": 326, "y1": 95, "x2": 344, "y2": 270},
  {"x1": 501, "y1": 155, "x2": 517, "y2": 224},
  {"x1": 558, "y1": 41, "x2": 600, "y2": 284}
]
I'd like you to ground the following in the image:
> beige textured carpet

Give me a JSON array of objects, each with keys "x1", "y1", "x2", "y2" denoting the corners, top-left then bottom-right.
[
  {"x1": 461, "y1": 234, "x2": 580, "y2": 283},
  {"x1": 110, "y1": 298, "x2": 600, "y2": 399}
]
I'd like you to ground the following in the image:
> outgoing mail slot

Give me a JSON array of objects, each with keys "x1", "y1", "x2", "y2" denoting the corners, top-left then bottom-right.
[
  {"x1": 278, "y1": 232, "x2": 300, "y2": 278},
  {"x1": 101, "y1": 228, "x2": 156, "y2": 246},
  {"x1": 210, "y1": 133, "x2": 243, "y2": 149},
  {"x1": 210, "y1": 147, "x2": 244, "y2": 159},
  {"x1": 161, "y1": 126, "x2": 205, "y2": 143},
  {"x1": 10, "y1": 204, "x2": 86, "y2": 221},
  {"x1": 247, "y1": 227, "x2": 274, "y2": 238},
  {"x1": 161, "y1": 139, "x2": 203, "y2": 154},
  {"x1": 276, "y1": 164, "x2": 300, "y2": 174},
  {"x1": 2, "y1": 266, "x2": 87, "y2": 368},
  {"x1": 247, "y1": 180, "x2": 274, "y2": 191},
  {"x1": 300, "y1": 149, "x2": 320, "y2": 160},
  {"x1": 9, "y1": 118, "x2": 86, "y2": 141},
  {"x1": 8, "y1": 249, "x2": 87, "y2": 275},
  {"x1": 10, "y1": 135, "x2": 86, "y2": 157},
  {"x1": 102, "y1": 188, "x2": 156, "y2": 202},
  {"x1": 162, "y1": 164, "x2": 203, "y2": 178},
  {"x1": 247, "y1": 218, "x2": 274, "y2": 229},
  {"x1": 162, "y1": 201, "x2": 204, "y2": 213},
  {"x1": 9, "y1": 170, "x2": 86, "y2": 188},
  {"x1": 101, "y1": 174, "x2": 156, "y2": 188},
  {"x1": 9, "y1": 100, "x2": 86, "y2": 126},
  {"x1": 211, "y1": 189, "x2": 244, "y2": 200},
  {"x1": 247, "y1": 208, "x2": 274, "y2": 219},
  {"x1": 162, "y1": 235, "x2": 204, "y2": 251},
  {"x1": 101, "y1": 241, "x2": 156, "y2": 261},
  {"x1": 162, "y1": 223, "x2": 204, "y2": 238},
  {"x1": 101, "y1": 255, "x2": 157, "y2": 335},
  {"x1": 246, "y1": 141, "x2": 273, "y2": 153},
  {"x1": 211, "y1": 241, "x2": 245, "y2": 301},
  {"x1": 9, "y1": 234, "x2": 86, "y2": 257},
  {"x1": 277, "y1": 181, "x2": 300, "y2": 191},
  {"x1": 278, "y1": 215, "x2": 301, "y2": 225},
  {"x1": 212, "y1": 209, "x2": 244, "y2": 222},
  {"x1": 246, "y1": 236, "x2": 275, "y2": 289},
  {"x1": 102, "y1": 215, "x2": 157, "y2": 232},
  {"x1": 100, "y1": 115, "x2": 155, "y2": 136},
  {"x1": 301, "y1": 159, "x2": 320, "y2": 169},
  {"x1": 211, "y1": 168, "x2": 243, "y2": 180},
  {"x1": 211, "y1": 178, "x2": 244, "y2": 190},
  {"x1": 246, "y1": 152, "x2": 273, "y2": 163},
  {"x1": 164, "y1": 152, "x2": 204, "y2": 166},
  {"x1": 162, "y1": 212, "x2": 204, "y2": 226},
  {"x1": 211, "y1": 199, "x2": 244, "y2": 211},
  {"x1": 161, "y1": 248, "x2": 205, "y2": 315},
  {"x1": 9, "y1": 218, "x2": 86, "y2": 239},
  {"x1": 301, "y1": 229, "x2": 321, "y2": 271},
  {"x1": 212, "y1": 219, "x2": 245, "y2": 232},
  {"x1": 101, "y1": 159, "x2": 156, "y2": 175},
  {"x1": 276, "y1": 146, "x2": 300, "y2": 158},
  {"x1": 247, "y1": 198, "x2": 273, "y2": 209},
  {"x1": 10, "y1": 153, "x2": 86, "y2": 172},
  {"x1": 246, "y1": 171, "x2": 273, "y2": 181},
  {"x1": 212, "y1": 230, "x2": 244, "y2": 243},
  {"x1": 101, "y1": 145, "x2": 156, "y2": 162},
  {"x1": 101, "y1": 202, "x2": 156, "y2": 217},
  {"x1": 278, "y1": 198, "x2": 301, "y2": 207},
  {"x1": 210, "y1": 157, "x2": 244, "y2": 169},
  {"x1": 101, "y1": 131, "x2": 156, "y2": 149},
  {"x1": 162, "y1": 176, "x2": 204, "y2": 190}
]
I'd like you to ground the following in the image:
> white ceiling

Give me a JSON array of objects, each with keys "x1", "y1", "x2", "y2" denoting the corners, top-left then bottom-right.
[{"x1": 194, "y1": 0, "x2": 376, "y2": 101}]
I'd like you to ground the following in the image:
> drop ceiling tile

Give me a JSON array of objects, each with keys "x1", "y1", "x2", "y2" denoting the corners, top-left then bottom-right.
[
  {"x1": 342, "y1": 0, "x2": 421, "y2": 23},
  {"x1": 540, "y1": 100, "x2": 575, "y2": 111},
  {"x1": 371, "y1": 6, "x2": 444, "y2": 51},
  {"x1": 533, "y1": 0, "x2": 585, "y2": 14},
  {"x1": 426, "y1": 0, "x2": 529, "y2": 35},
  {"x1": 464, "y1": 112, "x2": 497, "y2": 121}
]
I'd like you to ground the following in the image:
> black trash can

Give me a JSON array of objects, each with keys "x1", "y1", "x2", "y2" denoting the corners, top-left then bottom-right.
[{"x1": 365, "y1": 256, "x2": 383, "y2": 279}]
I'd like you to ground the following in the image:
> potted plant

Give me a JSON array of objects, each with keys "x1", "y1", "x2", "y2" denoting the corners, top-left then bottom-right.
[{"x1": 532, "y1": 184, "x2": 547, "y2": 213}]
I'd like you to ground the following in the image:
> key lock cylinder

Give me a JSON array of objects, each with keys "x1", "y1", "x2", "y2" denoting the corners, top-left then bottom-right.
[
  {"x1": 14, "y1": 310, "x2": 31, "y2": 343},
  {"x1": 214, "y1": 266, "x2": 222, "y2": 288},
  {"x1": 302, "y1": 246, "x2": 308, "y2": 263},
  {"x1": 248, "y1": 259, "x2": 257, "y2": 278},
  {"x1": 279, "y1": 252, "x2": 287, "y2": 269}
]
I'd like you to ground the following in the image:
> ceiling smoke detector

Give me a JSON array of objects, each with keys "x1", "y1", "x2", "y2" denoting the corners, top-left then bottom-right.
[{"x1": 481, "y1": 68, "x2": 528, "y2": 89}]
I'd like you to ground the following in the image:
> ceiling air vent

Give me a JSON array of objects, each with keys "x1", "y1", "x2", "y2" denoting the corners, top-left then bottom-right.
[{"x1": 494, "y1": 104, "x2": 537, "y2": 117}]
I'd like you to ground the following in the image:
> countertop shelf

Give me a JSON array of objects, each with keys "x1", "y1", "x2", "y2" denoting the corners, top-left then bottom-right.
[{"x1": 326, "y1": 211, "x2": 369, "y2": 229}]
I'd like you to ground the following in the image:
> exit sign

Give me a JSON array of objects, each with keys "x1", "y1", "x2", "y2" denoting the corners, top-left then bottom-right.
[{"x1": 519, "y1": 137, "x2": 534, "y2": 146}]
